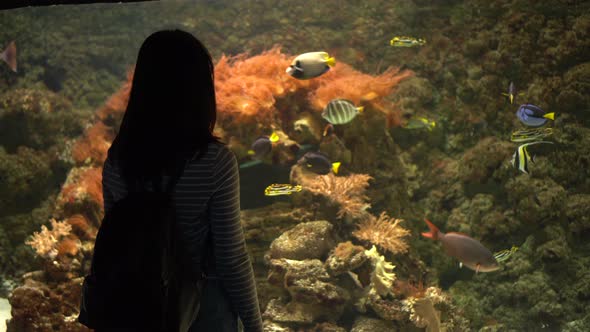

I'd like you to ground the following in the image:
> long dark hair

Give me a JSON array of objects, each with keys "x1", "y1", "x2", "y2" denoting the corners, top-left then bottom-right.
[{"x1": 108, "y1": 29, "x2": 219, "y2": 183}]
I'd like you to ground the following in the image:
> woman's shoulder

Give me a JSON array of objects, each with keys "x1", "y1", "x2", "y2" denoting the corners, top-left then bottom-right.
[
  {"x1": 187, "y1": 141, "x2": 235, "y2": 166},
  {"x1": 210, "y1": 141, "x2": 235, "y2": 160}
]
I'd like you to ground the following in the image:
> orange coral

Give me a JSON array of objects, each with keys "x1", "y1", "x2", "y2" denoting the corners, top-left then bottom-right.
[
  {"x1": 56, "y1": 237, "x2": 81, "y2": 257},
  {"x1": 71, "y1": 122, "x2": 114, "y2": 166},
  {"x1": 353, "y1": 212, "x2": 410, "y2": 255},
  {"x1": 66, "y1": 214, "x2": 96, "y2": 240},
  {"x1": 59, "y1": 167, "x2": 103, "y2": 209},
  {"x1": 96, "y1": 68, "x2": 133, "y2": 122},
  {"x1": 299, "y1": 172, "x2": 373, "y2": 219},
  {"x1": 214, "y1": 47, "x2": 304, "y2": 125}
]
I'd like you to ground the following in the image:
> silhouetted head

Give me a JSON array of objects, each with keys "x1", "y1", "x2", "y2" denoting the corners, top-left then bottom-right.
[{"x1": 109, "y1": 29, "x2": 219, "y2": 182}]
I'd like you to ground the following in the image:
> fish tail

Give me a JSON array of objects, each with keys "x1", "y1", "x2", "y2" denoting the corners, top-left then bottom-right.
[
  {"x1": 332, "y1": 162, "x2": 341, "y2": 174},
  {"x1": 2, "y1": 41, "x2": 16, "y2": 72},
  {"x1": 422, "y1": 219, "x2": 440, "y2": 240},
  {"x1": 357, "y1": 106, "x2": 364, "y2": 113},
  {"x1": 269, "y1": 132, "x2": 280, "y2": 143},
  {"x1": 325, "y1": 56, "x2": 336, "y2": 67},
  {"x1": 543, "y1": 112, "x2": 555, "y2": 120}
]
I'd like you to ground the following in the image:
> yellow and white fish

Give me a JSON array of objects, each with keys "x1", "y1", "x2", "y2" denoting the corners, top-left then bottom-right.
[
  {"x1": 510, "y1": 128, "x2": 553, "y2": 143},
  {"x1": 511, "y1": 141, "x2": 554, "y2": 174},
  {"x1": 493, "y1": 246, "x2": 519, "y2": 263},
  {"x1": 390, "y1": 36, "x2": 426, "y2": 47},
  {"x1": 264, "y1": 184, "x2": 303, "y2": 196},
  {"x1": 286, "y1": 52, "x2": 335, "y2": 80},
  {"x1": 404, "y1": 117, "x2": 436, "y2": 131}
]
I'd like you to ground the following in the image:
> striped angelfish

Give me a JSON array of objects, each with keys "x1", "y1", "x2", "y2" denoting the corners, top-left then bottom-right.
[
  {"x1": 493, "y1": 246, "x2": 519, "y2": 263},
  {"x1": 511, "y1": 141, "x2": 554, "y2": 174},
  {"x1": 321, "y1": 99, "x2": 364, "y2": 125},
  {"x1": 510, "y1": 128, "x2": 553, "y2": 143}
]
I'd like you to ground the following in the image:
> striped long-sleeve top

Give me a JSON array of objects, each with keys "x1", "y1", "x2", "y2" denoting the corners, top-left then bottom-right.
[{"x1": 101, "y1": 142, "x2": 263, "y2": 332}]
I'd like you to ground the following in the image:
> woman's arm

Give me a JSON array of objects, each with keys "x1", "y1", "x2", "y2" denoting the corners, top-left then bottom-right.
[{"x1": 209, "y1": 146, "x2": 263, "y2": 332}]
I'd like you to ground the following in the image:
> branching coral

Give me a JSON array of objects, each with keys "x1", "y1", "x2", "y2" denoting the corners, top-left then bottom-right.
[
  {"x1": 353, "y1": 212, "x2": 410, "y2": 255},
  {"x1": 298, "y1": 172, "x2": 373, "y2": 219},
  {"x1": 25, "y1": 219, "x2": 72, "y2": 260}
]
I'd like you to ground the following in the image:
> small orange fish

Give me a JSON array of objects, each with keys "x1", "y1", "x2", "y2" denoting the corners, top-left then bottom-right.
[{"x1": 422, "y1": 219, "x2": 499, "y2": 273}]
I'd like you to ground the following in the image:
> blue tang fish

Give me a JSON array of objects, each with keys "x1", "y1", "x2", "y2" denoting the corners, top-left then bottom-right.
[{"x1": 516, "y1": 104, "x2": 555, "y2": 127}]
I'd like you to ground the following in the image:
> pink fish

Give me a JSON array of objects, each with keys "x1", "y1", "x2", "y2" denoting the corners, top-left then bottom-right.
[
  {"x1": 1, "y1": 41, "x2": 17, "y2": 73},
  {"x1": 421, "y1": 219, "x2": 499, "y2": 273}
]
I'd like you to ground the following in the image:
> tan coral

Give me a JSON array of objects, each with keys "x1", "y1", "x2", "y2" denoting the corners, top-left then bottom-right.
[
  {"x1": 353, "y1": 212, "x2": 410, "y2": 255},
  {"x1": 298, "y1": 172, "x2": 372, "y2": 219},
  {"x1": 25, "y1": 219, "x2": 72, "y2": 259}
]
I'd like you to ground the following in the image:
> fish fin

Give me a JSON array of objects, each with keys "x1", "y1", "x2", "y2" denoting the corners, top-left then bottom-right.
[
  {"x1": 322, "y1": 124, "x2": 332, "y2": 137},
  {"x1": 510, "y1": 95, "x2": 514, "y2": 104},
  {"x1": 459, "y1": 262, "x2": 463, "y2": 269},
  {"x1": 269, "y1": 132, "x2": 280, "y2": 143},
  {"x1": 421, "y1": 219, "x2": 440, "y2": 240},
  {"x1": 501, "y1": 93, "x2": 509, "y2": 97},
  {"x1": 531, "y1": 154, "x2": 536, "y2": 163},
  {"x1": 332, "y1": 162, "x2": 341, "y2": 174},
  {"x1": 2, "y1": 41, "x2": 17, "y2": 73},
  {"x1": 543, "y1": 112, "x2": 555, "y2": 120},
  {"x1": 357, "y1": 106, "x2": 364, "y2": 113},
  {"x1": 247, "y1": 150, "x2": 256, "y2": 156},
  {"x1": 325, "y1": 56, "x2": 336, "y2": 67},
  {"x1": 476, "y1": 264, "x2": 481, "y2": 274}
]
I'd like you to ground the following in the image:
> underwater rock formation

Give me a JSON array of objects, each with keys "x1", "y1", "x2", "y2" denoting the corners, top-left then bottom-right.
[
  {"x1": 0, "y1": 88, "x2": 89, "y2": 290},
  {"x1": 269, "y1": 220, "x2": 337, "y2": 260},
  {"x1": 0, "y1": 88, "x2": 88, "y2": 152}
]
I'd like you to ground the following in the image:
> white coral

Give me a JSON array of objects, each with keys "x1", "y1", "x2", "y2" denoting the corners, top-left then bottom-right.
[{"x1": 365, "y1": 245, "x2": 396, "y2": 297}]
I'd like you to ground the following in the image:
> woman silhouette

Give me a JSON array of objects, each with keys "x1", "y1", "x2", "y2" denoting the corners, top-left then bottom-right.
[{"x1": 102, "y1": 30, "x2": 263, "y2": 332}]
